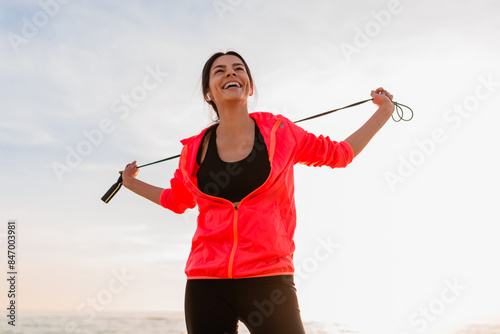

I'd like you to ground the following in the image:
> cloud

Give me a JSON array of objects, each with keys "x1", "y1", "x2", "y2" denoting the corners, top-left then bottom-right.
[
  {"x1": 0, "y1": 121, "x2": 57, "y2": 145},
  {"x1": 1, "y1": 1, "x2": 499, "y2": 324}
]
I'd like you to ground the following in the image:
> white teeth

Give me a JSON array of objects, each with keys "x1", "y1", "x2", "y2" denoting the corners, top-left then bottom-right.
[{"x1": 224, "y1": 81, "x2": 241, "y2": 89}]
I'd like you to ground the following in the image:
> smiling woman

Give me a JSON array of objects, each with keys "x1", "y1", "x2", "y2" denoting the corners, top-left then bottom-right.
[
  {"x1": 201, "y1": 51, "x2": 255, "y2": 122},
  {"x1": 119, "y1": 50, "x2": 396, "y2": 334}
]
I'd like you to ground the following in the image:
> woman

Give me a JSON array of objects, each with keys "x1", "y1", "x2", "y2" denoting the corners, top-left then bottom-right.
[{"x1": 121, "y1": 51, "x2": 395, "y2": 334}]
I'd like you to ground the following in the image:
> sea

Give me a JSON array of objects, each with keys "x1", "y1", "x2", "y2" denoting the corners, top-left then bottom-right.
[
  {"x1": 0, "y1": 311, "x2": 356, "y2": 334},
  {"x1": 1, "y1": 311, "x2": 499, "y2": 334}
]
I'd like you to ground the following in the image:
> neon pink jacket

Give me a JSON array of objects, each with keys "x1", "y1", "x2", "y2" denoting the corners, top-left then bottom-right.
[{"x1": 160, "y1": 112, "x2": 354, "y2": 279}]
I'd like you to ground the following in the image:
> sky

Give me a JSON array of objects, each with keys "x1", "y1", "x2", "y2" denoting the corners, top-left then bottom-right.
[{"x1": 1, "y1": 0, "x2": 499, "y2": 333}]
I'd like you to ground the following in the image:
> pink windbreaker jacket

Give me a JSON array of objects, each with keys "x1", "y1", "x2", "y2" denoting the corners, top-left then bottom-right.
[{"x1": 159, "y1": 112, "x2": 354, "y2": 279}]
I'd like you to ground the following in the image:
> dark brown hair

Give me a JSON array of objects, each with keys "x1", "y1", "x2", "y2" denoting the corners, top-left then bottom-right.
[{"x1": 201, "y1": 51, "x2": 255, "y2": 121}]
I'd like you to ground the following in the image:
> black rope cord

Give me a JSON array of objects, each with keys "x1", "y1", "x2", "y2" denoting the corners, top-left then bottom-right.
[
  {"x1": 137, "y1": 99, "x2": 412, "y2": 169},
  {"x1": 392, "y1": 101, "x2": 414, "y2": 122},
  {"x1": 294, "y1": 98, "x2": 413, "y2": 123},
  {"x1": 101, "y1": 98, "x2": 413, "y2": 203}
]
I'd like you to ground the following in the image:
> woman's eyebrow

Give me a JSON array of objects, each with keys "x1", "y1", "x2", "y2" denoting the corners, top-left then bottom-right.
[
  {"x1": 212, "y1": 65, "x2": 225, "y2": 71},
  {"x1": 212, "y1": 63, "x2": 244, "y2": 71}
]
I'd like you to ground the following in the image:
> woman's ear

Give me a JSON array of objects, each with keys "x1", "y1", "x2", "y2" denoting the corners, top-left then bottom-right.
[
  {"x1": 206, "y1": 92, "x2": 211, "y2": 101},
  {"x1": 249, "y1": 86, "x2": 254, "y2": 96}
]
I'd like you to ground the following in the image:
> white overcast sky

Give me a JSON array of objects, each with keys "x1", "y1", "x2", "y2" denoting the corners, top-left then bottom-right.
[{"x1": 1, "y1": 1, "x2": 499, "y2": 333}]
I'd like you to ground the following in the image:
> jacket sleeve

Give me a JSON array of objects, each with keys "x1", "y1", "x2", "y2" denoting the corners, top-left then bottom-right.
[
  {"x1": 159, "y1": 168, "x2": 196, "y2": 214},
  {"x1": 284, "y1": 117, "x2": 354, "y2": 168}
]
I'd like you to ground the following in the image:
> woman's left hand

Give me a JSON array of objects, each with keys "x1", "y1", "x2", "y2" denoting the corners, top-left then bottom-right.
[
  {"x1": 345, "y1": 87, "x2": 397, "y2": 157},
  {"x1": 371, "y1": 87, "x2": 394, "y2": 109}
]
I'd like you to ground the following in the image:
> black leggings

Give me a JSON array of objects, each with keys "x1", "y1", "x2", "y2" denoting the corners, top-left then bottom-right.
[{"x1": 185, "y1": 275, "x2": 306, "y2": 334}]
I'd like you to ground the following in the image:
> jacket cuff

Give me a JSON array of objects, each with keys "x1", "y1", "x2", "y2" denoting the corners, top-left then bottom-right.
[
  {"x1": 159, "y1": 188, "x2": 170, "y2": 208},
  {"x1": 340, "y1": 140, "x2": 355, "y2": 166}
]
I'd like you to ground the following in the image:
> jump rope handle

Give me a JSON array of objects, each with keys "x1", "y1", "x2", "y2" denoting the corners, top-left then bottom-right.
[{"x1": 101, "y1": 174, "x2": 123, "y2": 203}]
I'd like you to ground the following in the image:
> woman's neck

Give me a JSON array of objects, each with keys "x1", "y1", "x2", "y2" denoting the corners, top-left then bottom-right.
[{"x1": 216, "y1": 102, "x2": 253, "y2": 139}]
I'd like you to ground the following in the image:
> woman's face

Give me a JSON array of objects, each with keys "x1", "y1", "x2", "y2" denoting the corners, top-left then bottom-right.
[{"x1": 207, "y1": 55, "x2": 253, "y2": 107}]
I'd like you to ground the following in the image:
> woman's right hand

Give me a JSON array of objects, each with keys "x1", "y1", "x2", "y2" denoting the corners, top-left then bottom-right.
[
  {"x1": 118, "y1": 160, "x2": 164, "y2": 205},
  {"x1": 120, "y1": 161, "x2": 139, "y2": 188}
]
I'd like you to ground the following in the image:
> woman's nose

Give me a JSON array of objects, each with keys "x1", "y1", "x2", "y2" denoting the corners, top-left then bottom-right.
[{"x1": 225, "y1": 69, "x2": 236, "y2": 77}]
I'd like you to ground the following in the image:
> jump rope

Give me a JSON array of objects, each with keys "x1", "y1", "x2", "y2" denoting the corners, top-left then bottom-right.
[{"x1": 101, "y1": 98, "x2": 413, "y2": 203}]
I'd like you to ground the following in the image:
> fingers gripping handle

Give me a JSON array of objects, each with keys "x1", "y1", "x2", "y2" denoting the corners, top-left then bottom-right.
[{"x1": 101, "y1": 175, "x2": 123, "y2": 203}]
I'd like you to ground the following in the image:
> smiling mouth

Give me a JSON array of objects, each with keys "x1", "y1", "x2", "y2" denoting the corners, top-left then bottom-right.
[{"x1": 223, "y1": 81, "x2": 242, "y2": 89}]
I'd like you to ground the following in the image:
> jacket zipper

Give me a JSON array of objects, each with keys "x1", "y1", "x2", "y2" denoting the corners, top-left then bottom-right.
[{"x1": 227, "y1": 204, "x2": 239, "y2": 278}]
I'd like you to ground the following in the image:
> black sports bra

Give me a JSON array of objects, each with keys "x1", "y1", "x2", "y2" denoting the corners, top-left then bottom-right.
[{"x1": 197, "y1": 122, "x2": 271, "y2": 202}]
